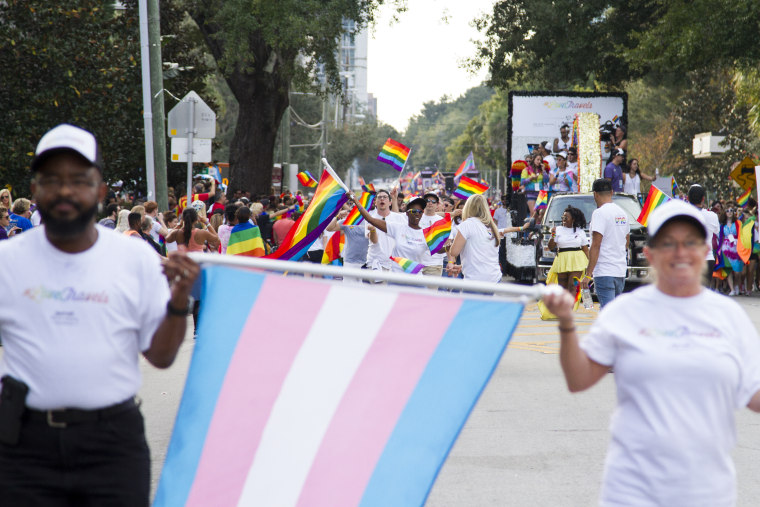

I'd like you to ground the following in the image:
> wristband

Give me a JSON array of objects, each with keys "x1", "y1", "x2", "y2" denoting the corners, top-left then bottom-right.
[
  {"x1": 167, "y1": 298, "x2": 193, "y2": 316},
  {"x1": 558, "y1": 326, "x2": 576, "y2": 333}
]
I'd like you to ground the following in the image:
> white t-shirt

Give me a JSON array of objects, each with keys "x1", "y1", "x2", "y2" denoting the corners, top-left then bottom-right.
[
  {"x1": 365, "y1": 210, "x2": 406, "y2": 270},
  {"x1": 0, "y1": 225, "x2": 170, "y2": 410},
  {"x1": 590, "y1": 202, "x2": 629, "y2": 277},
  {"x1": 419, "y1": 213, "x2": 447, "y2": 267},
  {"x1": 580, "y1": 285, "x2": 760, "y2": 506},
  {"x1": 543, "y1": 154, "x2": 557, "y2": 171},
  {"x1": 149, "y1": 216, "x2": 163, "y2": 242},
  {"x1": 701, "y1": 208, "x2": 720, "y2": 261},
  {"x1": 554, "y1": 226, "x2": 588, "y2": 249},
  {"x1": 456, "y1": 217, "x2": 501, "y2": 283},
  {"x1": 386, "y1": 220, "x2": 428, "y2": 269},
  {"x1": 623, "y1": 173, "x2": 640, "y2": 195},
  {"x1": 217, "y1": 223, "x2": 233, "y2": 255}
]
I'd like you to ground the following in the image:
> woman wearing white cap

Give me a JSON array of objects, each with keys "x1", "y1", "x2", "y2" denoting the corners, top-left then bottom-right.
[{"x1": 543, "y1": 199, "x2": 760, "y2": 506}]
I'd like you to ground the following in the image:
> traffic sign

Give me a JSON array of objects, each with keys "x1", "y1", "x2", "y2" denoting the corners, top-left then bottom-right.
[
  {"x1": 168, "y1": 91, "x2": 216, "y2": 139},
  {"x1": 730, "y1": 156, "x2": 757, "y2": 191},
  {"x1": 170, "y1": 138, "x2": 212, "y2": 163}
]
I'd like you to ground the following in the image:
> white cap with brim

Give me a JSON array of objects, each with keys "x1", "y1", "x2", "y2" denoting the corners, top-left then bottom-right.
[
  {"x1": 647, "y1": 199, "x2": 707, "y2": 240},
  {"x1": 31, "y1": 124, "x2": 102, "y2": 172}
]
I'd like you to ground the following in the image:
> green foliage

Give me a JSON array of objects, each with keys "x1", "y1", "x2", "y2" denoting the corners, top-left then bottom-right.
[
  {"x1": 447, "y1": 89, "x2": 510, "y2": 173},
  {"x1": 404, "y1": 86, "x2": 495, "y2": 170},
  {"x1": 470, "y1": 0, "x2": 658, "y2": 89},
  {"x1": 0, "y1": 0, "x2": 213, "y2": 199}
]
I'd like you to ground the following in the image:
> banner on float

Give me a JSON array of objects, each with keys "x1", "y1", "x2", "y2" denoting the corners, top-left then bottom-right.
[{"x1": 154, "y1": 265, "x2": 523, "y2": 507}]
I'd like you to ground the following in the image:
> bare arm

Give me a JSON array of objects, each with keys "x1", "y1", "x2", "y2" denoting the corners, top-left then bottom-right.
[
  {"x1": 747, "y1": 390, "x2": 760, "y2": 412},
  {"x1": 390, "y1": 186, "x2": 400, "y2": 213},
  {"x1": 583, "y1": 231, "x2": 603, "y2": 288},
  {"x1": 639, "y1": 171, "x2": 655, "y2": 182},
  {"x1": 143, "y1": 253, "x2": 200, "y2": 368},
  {"x1": 326, "y1": 210, "x2": 348, "y2": 232},
  {"x1": 447, "y1": 232, "x2": 466, "y2": 259},
  {"x1": 542, "y1": 289, "x2": 610, "y2": 392},
  {"x1": 350, "y1": 193, "x2": 387, "y2": 233}
]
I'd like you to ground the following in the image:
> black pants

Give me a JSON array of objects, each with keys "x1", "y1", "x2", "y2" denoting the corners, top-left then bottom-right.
[{"x1": 0, "y1": 405, "x2": 150, "y2": 506}]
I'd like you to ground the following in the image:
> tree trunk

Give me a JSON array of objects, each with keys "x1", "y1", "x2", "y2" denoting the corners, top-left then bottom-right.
[{"x1": 227, "y1": 74, "x2": 289, "y2": 197}]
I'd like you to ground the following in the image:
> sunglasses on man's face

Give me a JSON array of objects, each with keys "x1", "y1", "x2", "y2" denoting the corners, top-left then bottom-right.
[{"x1": 407, "y1": 209, "x2": 423, "y2": 215}]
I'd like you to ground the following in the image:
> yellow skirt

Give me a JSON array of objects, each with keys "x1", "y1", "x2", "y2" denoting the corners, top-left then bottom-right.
[
  {"x1": 537, "y1": 252, "x2": 588, "y2": 321},
  {"x1": 552, "y1": 250, "x2": 588, "y2": 273}
]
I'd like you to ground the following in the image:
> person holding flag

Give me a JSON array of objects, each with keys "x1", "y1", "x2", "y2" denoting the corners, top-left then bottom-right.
[
  {"x1": 349, "y1": 193, "x2": 429, "y2": 273},
  {"x1": 542, "y1": 199, "x2": 760, "y2": 507}
]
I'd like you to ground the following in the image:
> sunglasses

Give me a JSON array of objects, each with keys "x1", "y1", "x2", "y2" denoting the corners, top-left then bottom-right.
[
  {"x1": 407, "y1": 209, "x2": 423, "y2": 215},
  {"x1": 426, "y1": 199, "x2": 438, "y2": 204}
]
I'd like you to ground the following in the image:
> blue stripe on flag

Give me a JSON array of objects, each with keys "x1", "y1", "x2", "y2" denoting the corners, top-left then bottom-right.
[
  {"x1": 153, "y1": 265, "x2": 266, "y2": 506},
  {"x1": 359, "y1": 299, "x2": 523, "y2": 507}
]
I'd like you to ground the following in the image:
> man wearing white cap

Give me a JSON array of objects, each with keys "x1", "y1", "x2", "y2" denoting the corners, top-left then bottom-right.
[
  {"x1": 543, "y1": 198, "x2": 760, "y2": 506},
  {"x1": 0, "y1": 124, "x2": 200, "y2": 504}
]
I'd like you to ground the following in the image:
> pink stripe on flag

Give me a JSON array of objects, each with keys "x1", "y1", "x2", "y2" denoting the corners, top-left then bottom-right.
[
  {"x1": 186, "y1": 277, "x2": 328, "y2": 506},
  {"x1": 296, "y1": 294, "x2": 463, "y2": 506}
]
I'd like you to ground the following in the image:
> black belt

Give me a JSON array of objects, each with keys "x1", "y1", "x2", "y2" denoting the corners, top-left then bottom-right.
[
  {"x1": 558, "y1": 247, "x2": 582, "y2": 253},
  {"x1": 25, "y1": 397, "x2": 138, "y2": 428}
]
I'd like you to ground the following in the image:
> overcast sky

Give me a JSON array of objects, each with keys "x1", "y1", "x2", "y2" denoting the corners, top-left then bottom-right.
[{"x1": 366, "y1": 0, "x2": 494, "y2": 132}]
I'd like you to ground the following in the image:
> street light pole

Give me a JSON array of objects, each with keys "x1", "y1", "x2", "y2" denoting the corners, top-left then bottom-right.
[
  {"x1": 138, "y1": 0, "x2": 156, "y2": 202},
  {"x1": 147, "y1": 0, "x2": 168, "y2": 210}
]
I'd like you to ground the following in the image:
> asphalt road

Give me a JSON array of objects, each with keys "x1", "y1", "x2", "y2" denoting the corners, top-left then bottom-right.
[{"x1": 7, "y1": 291, "x2": 760, "y2": 506}]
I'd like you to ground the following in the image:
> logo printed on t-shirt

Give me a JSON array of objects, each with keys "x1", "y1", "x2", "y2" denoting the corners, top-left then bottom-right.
[
  {"x1": 639, "y1": 325, "x2": 721, "y2": 339},
  {"x1": 615, "y1": 216, "x2": 628, "y2": 225},
  {"x1": 23, "y1": 285, "x2": 109, "y2": 304}
]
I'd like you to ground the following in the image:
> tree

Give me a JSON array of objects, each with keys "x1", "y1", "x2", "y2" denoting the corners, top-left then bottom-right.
[
  {"x1": 0, "y1": 1, "x2": 212, "y2": 199},
  {"x1": 185, "y1": 0, "x2": 395, "y2": 197}
]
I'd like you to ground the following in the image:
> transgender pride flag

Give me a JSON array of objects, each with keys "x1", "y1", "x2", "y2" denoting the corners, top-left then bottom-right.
[{"x1": 154, "y1": 265, "x2": 523, "y2": 507}]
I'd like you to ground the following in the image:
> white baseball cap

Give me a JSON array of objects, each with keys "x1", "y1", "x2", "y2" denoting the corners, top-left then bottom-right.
[
  {"x1": 32, "y1": 124, "x2": 102, "y2": 172},
  {"x1": 647, "y1": 199, "x2": 707, "y2": 240}
]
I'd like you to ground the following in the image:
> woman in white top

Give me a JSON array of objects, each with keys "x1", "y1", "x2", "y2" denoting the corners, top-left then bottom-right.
[
  {"x1": 547, "y1": 206, "x2": 589, "y2": 294},
  {"x1": 622, "y1": 158, "x2": 654, "y2": 196},
  {"x1": 446, "y1": 195, "x2": 503, "y2": 283},
  {"x1": 542, "y1": 200, "x2": 760, "y2": 506},
  {"x1": 352, "y1": 195, "x2": 429, "y2": 271}
]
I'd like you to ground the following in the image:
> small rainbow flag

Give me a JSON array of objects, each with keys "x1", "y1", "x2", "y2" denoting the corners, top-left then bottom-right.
[
  {"x1": 671, "y1": 176, "x2": 679, "y2": 198},
  {"x1": 377, "y1": 139, "x2": 411, "y2": 172},
  {"x1": 511, "y1": 160, "x2": 527, "y2": 191},
  {"x1": 737, "y1": 188, "x2": 752, "y2": 207},
  {"x1": 343, "y1": 192, "x2": 376, "y2": 226},
  {"x1": 423, "y1": 213, "x2": 452, "y2": 255},
  {"x1": 297, "y1": 171, "x2": 318, "y2": 188},
  {"x1": 266, "y1": 170, "x2": 348, "y2": 261},
  {"x1": 612, "y1": 115, "x2": 619, "y2": 124},
  {"x1": 451, "y1": 176, "x2": 489, "y2": 200},
  {"x1": 227, "y1": 222, "x2": 265, "y2": 257},
  {"x1": 322, "y1": 231, "x2": 345, "y2": 264},
  {"x1": 535, "y1": 190, "x2": 548, "y2": 210},
  {"x1": 358, "y1": 176, "x2": 375, "y2": 193},
  {"x1": 389, "y1": 256, "x2": 424, "y2": 274},
  {"x1": 637, "y1": 185, "x2": 671, "y2": 226},
  {"x1": 454, "y1": 152, "x2": 476, "y2": 180}
]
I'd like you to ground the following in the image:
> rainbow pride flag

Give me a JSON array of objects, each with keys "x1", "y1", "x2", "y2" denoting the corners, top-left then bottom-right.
[
  {"x1": 424, "y1": 213, "x2": 452, "y2": 255},
  {"x1": 451, "y1": 176, "x2": 489, "y2": 200},
  {"x1": 266, "y1": 170, "x2": 348, "y2": 261},
  {"x1": 535, "y1": 190, "x2": 548, "y2": 210},
  {"x1": 358, "y1": 176, "x2": 375, "y2": 193},
  {"x1": 637, "y1": 185, "x2": 671, "y2": 226},
  {"x1": 297, "y1": 171, "x2": 318, "y2": 188},
  {"x1": 227, "y1": 222, "x2": 265, "y2": 257},
  {"x1": 322, "y1": 231, "x2": 344, "y2": 264},
  {"x1": 671, "y1": 176, "x2": 679, "y2": 198},
  {"x1": 389, "y1": 256, "x2": 424, "y2": 274},
  {"x1": 154, "y1": 265, "x2": 523, "y2": 507},
  {"x1": 453, "y1": 152, "x2": 476, "y2": 180},
  {"x1": 377, "y1": 139, "x2": 410, "y2": 172},
  {"x1": 344, "y1": 192, "x2": 376, "y2": 226},
  {"x1": 737, "y1": 188, "x2": 752, "y2": 207},
  {"x1": 510, "y1": 160, "x2": 527, "y2": 191}
]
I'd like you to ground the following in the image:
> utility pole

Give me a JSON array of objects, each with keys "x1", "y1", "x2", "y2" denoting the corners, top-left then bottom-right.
[
  {"x1": 280, "y1": 105, "x2": 291, "y2": 191},
  {"x1": 148, "y1": 0, "x2": 168, "y2": 210}
]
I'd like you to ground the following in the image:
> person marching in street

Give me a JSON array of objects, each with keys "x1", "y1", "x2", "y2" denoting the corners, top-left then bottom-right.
[
  {"x1": 364, "y1": 188, "x2": 406, "y2": 276},
  {"x1": 582, "y1": 178, "x2": 629, "y2": 308},
  {"x1": 547, "y1": 206, "x2": 589, "y2": 295},
  {"x1": 419, "y1": 192, "x2": 446, "y2": 276},
  {"x1": 542, "y1": 199, "x2": 760, "y2": 506},
  {"x1": 0, "y1": 124, "x2": 200, "y2": 505},
  {"x1": 446, "y1": 195, "x2": 503, "y2": 283},
  {"x1": 688, "y1": 184, "x2": 721, "y2": 287}
]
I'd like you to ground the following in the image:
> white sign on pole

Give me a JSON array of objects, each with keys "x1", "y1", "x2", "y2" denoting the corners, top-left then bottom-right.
[
  {"x1": 167, "y1": 91, "x2": 216, "y2": 139},
  {"x1": 170, "y1": 138, "x2": 212, "y2": 163}
]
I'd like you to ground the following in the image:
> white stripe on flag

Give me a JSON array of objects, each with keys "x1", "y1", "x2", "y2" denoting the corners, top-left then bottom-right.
[{"x1": 236, "y1": 286, "x2": 398, "y2": 506}]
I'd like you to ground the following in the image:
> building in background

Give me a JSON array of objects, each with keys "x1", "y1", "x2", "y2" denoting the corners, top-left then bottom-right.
[{"x1": 338, "y1": 19, "x2": 374, "y2": 124}]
